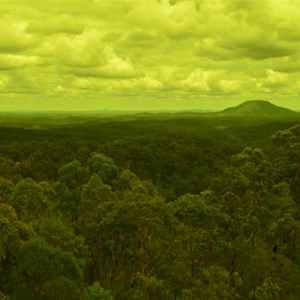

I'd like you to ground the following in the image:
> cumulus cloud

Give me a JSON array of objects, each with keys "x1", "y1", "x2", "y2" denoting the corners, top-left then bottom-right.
[
  {"x1": 264, "y1": 69, "x2": 289, "y2": 87},
  {"x1": 104, "y1": 75, "x2": 164, "y2": 93},
  {"x1": 136, "y1": 75, "x2": 164, "y2": 90},
  {"x1": 0, "y1": 17, "x2": 38, "y2": 52},
  {"x1": 36, "y1": 30, "x2": 136, "y2": 78},
  {"x1": 219, "y1": 80, "x2": 240, "y2": 93},
  {"x1": 0, "y1": 74, "x2": 10, "y2": 90},
  {"x1": 180, "y1": 69, "x2": 210, "y2": 92},
  {"x1": 0, "y1": 0, "x2": 300, "y2": 110},
  {"x1": 196, "y1": 9, "x2": 294, "y2": 61},
  {"x1": 3, "y1": 69, "x2": 41, "y2": 94},
  {"x1": 126, "y1": 0, "x2": 200, "y2": 39},
  {"x1": 180, "y1": 69, "x2": 240, "y2": 94},
  {"x1": 256, "y1": 69, "x2": 289, "y2": 93},
  {"x1": 0, "y1": 54, "x2": 41, "y2": 70},
  {"x1": 27, "y1": 14, "x2": 84, "y2": 35}
]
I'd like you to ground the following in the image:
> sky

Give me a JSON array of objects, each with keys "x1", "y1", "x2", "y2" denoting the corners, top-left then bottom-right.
[{"x1": 0, "y1": 0, "x2": 300, "y2": 111}]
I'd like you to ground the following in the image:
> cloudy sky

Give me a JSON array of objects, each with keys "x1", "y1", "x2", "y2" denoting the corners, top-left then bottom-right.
[{"x1": 0, "y1": 0, "x2": 300, "y2": 111}]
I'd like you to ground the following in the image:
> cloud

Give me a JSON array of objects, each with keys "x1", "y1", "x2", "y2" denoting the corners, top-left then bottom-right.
[
  {"x1": 196, "y1": 15, "x2": 294, "y2": 61},
  {"x1": 36, "y1": 30, "x2": 136, "y2": 78},
  {"x1": 0, "y1": 74, "x2": 10, "y2": 90},
  {"x1": 0, "y1": 17, "x2": 38, "y2": 52},
  {"x1": 193, "y1": 0, "x2": 300, "y2": 61},
  {"x1": 37, "y1": 30, "x2": 105, "y2": 67},
  {"x1": 136, "y1": 75, "x2": 164, "y2": 90},
  {"x1": 120, "y1": 29, "x2": 166, "y2": 50},
  {"x1": 180, "y1": 69, "x2": 210, "y2": 92},
  {"x1": 27, "y1": 14, "x2": 84, "y2": 35},
  {"x1": 126, "y1": 0, "x2": 201, "y2": 39},
  {"x1": 219, "y1": 80, "x2": 240, "y2": 93},
  {"x1": 99, "y1": 47, "x2": 136, "y2": 78},
  {"x1": 104, "y1": 75, "x2": 164, "y2": 93},
  {"x1": 64, "y1": 54, "x2": 136, "y2": 79},
  {"x1": 270, "y1": 56, "x2": 300, "y2": 74},
  {"x1": 54, "y1": 85, "x2": 66, "y2": 93},
  {"x1": 264, "y1": 69, "x2": 288, "y2": 87},
  {"x1": 74, "y1": 78, "x2": 94, "y2": 90},
  {"x1": 180, "y1": 69, "x2": 240, "y2": 94},
  {"x1": 222, "y1": 30, "x2": 293, "y2": 60},
  {"x1": 256, "y1": 69, "x2": 289, "y2": 92},
  {"x1": 0, "y1": 54, "x2": 41, "y2": 70},
  {"x1": 2, "y1": 69, "x2": 41, "y2": 94},
  {"x1": 0, "y1": 0, "x2": 300, "y2": 110}
]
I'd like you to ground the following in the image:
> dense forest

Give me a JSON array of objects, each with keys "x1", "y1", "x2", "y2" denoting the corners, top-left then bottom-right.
[{"x1": 0, "y1": 114, "x2": 300, "y2": 299}]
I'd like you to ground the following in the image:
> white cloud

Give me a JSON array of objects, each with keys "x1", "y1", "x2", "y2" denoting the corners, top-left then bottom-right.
[
  {"x1": 180, "y1": 69, "x2": 210, "y2": 91},
  {"x1": 0, "y1": 0, "x2": 300, "y2": 110},
  {"x1": 0, "y1": 17, "x2": 38, "y2": 52},
  {"x1": 264, "y1": 69, "x2": 288, "y2": 86},
  {"x1": 36, "y1": 30, "x2": 136, "y2": 78},
  {"x1": 219, "y1": 79, "x2": 240, "y2": 93},
  {"x1": 136, "y1": 75, "x2": 164, "y2": 90},
  {"x1": 0, "y1": 54, "x2": 41, "y2": 70},
  {"x1": 27, "y1": 14, "x2": 84, "y2": 35},
  {"x1": 180, "y1": 68, "x2": 240, "y2": 94}
]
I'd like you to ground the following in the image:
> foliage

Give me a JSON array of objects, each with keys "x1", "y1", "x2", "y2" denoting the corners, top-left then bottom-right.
[
  {"x1": 84, "y1": 282, "x2": 114, "y2": 300},
  {"x1": 0, "y1": 117, "x2": 299, "y2": 299}
]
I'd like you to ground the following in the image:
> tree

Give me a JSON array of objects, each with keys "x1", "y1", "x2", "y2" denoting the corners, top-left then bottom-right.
[
  {"x1": 0, "y1": 158, "x2": 16, "y2": 182},
  {"x1": 99, "y1": 193, "x2": 176, "y2": 298},
  {"x1": 56, "y1": 160, "x2": 89, "y2": 220},
  {"x1": 201, "y1": 265, "x2": 240, "y2": 299},
  {"x1": 0, "y1": 203, "x2": 30, "y2": 295},
  {"x1": 89, "y1": 153, "x2": 119, "y2": 184},
  {"x1": 31, "y1": 214, "x2": 87, "y2": 266},
  {"x1": 58, "y1": 160, "x2": 89, "y2": 189},
  {"x1": 253, "y1": 278, "x2": 281, "y2": 300},
  {"x1": 84, "y1": 282, "x2": 114, "y2": 300},
  {"x1": 9, "y1": 178, "x2": 52, "y2": 221},
  {"x1": 0, "y1": 178, "x2": 14, "y2": 203},
  {"x1": 171, "y1": 194, "x2": 215, "y2": 271},
  {"x1": 13, "y1": 238, "x2": 83, "y2": 299},
  {"x1": 0, "y1": 291, "x2": 9, "y2": 300},
  {"x1": 116, "y1": 169, "x2": 158, "y2": 196},
  {"x1": 78, "y1": 173, "x2": 117, "y2": 283},
  {"x1": 272, "y1": 125, "x2": 300, "y2": 204}
]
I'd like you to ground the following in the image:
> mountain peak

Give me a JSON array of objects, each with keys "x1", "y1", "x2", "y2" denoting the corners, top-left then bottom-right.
[{"x1": 219, "y1": 100, "x2": 296, "y2": 117}]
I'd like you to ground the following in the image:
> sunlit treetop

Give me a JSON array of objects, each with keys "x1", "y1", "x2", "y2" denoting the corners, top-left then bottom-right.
[{"x1": 0, "y1": 0, "x2": 300, "y2": 111}]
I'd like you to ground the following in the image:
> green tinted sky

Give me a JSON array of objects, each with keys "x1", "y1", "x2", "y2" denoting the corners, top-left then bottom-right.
[{"x1": 0, "y1": 0, "x2": 300, "y2": 111}]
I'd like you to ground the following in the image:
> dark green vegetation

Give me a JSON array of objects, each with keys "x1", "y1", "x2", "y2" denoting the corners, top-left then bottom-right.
[
  {"x1": 0, "y1": 103, "x2": 300, "y2": 299},
  {"x1": 218, "y1": 100, "x2": 298, "y2": 117}
]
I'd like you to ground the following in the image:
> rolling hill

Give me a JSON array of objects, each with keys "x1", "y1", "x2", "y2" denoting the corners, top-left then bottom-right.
[{"x1": 217, "y1": 100, "x2": 298, "y2": 117}]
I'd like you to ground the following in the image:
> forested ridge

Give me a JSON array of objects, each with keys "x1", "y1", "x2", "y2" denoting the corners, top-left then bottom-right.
[{"x1": 0, "y1": 116, "x2": 300, "y2": 299}]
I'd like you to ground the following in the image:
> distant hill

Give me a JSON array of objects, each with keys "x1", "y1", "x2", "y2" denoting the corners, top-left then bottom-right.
[{"x1": 217, "y1": 100, "x2": 298, "y2": 117}]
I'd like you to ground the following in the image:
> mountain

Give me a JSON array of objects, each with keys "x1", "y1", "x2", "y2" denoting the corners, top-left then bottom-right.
[{"x1": 217, "y1": 100, "x2": 298, "y2": 117}]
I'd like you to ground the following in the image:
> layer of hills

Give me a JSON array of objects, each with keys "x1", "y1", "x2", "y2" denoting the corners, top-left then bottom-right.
[
  {"x1": 0, "y1": 101, "x2": 298, "y2": 129},
  {"x1": 116, "y1": 100, "x2": 298, "y2": 119},
  {"x1": 217, "y1": 100, "x2": 298, "y2": 117}
]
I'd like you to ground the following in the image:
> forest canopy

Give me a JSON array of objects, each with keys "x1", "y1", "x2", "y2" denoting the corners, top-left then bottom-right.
[{"x1": 0, "y1": 115, "x2": 299, "y2": 299}]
